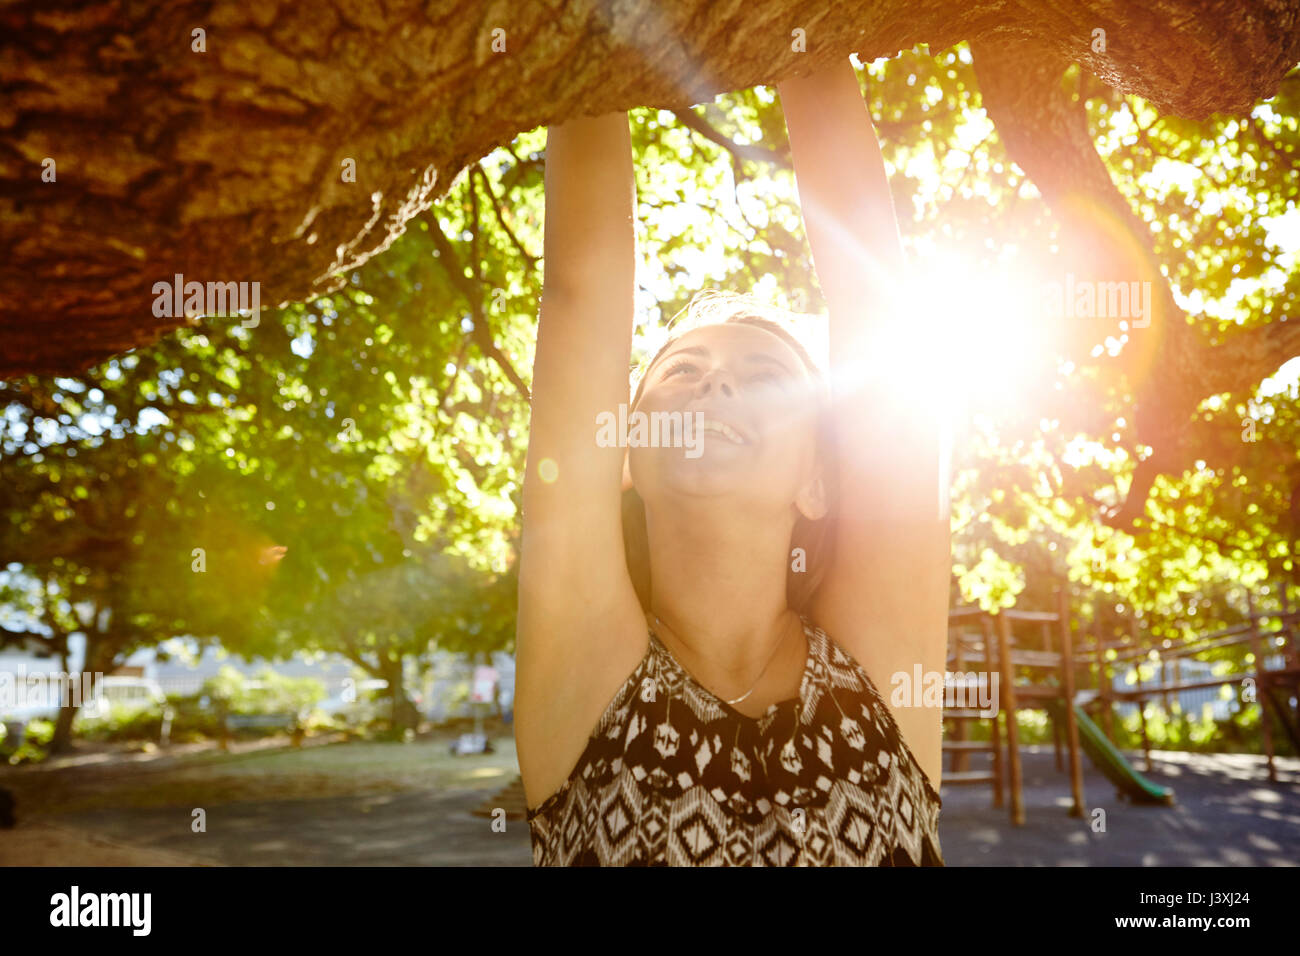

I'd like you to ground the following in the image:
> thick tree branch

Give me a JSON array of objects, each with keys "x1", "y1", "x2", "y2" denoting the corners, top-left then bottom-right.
[
  {"x1": 3, "y1": 0, "x2": 1298, "y2": 377},
  {"x1": 1197, "y1": 320, "x2": 1300, "y2": 397}
]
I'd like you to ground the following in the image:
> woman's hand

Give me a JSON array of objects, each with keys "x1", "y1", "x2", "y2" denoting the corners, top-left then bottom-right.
[
  {"x1": 539, "y1": 112, "x2": 637, "y2": 303},
  {"x1": 778, "y1": 61, "x2": 904, "y2": 327}
]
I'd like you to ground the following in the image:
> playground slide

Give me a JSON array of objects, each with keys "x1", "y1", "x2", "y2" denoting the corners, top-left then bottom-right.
[{"x1": 1045, "y1": 699, "x2": 1175, "y2": 805}]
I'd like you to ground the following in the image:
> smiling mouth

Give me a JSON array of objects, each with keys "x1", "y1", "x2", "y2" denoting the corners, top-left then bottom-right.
[{"x1": 698, "y1": 417, "x2": 748, "y2": 445}]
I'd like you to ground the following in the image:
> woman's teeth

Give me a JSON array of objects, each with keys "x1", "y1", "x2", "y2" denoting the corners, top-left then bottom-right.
[{"x1": 700, "y1": 418, "x2": 745, "y2": 444}]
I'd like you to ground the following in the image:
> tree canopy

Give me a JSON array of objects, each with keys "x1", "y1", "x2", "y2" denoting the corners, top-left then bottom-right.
[{"x1": 1, "y1": 13, "x2": 1298, "y2": 752}]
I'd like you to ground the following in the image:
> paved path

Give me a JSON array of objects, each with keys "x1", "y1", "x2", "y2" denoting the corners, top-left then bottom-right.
[
  {"x1": 53, "y1": 785, "x2": 533, "y2": 866},
  {"x1": 936, "y1": 748, "x2": 1300, "y2": 866},
  {"x1": 10, "y1": 742, "x2": 1297, "y2": 866}
]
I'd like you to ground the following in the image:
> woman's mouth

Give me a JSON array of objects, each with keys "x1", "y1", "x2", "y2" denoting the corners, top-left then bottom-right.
[{"x1": 699, "y1": 417, "x2": 747, "y2": 445}]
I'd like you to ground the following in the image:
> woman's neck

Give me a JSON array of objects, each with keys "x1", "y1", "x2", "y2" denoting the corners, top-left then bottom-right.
[{"x1": 643, "y1": 496, "x2": 799, "y2": 684}]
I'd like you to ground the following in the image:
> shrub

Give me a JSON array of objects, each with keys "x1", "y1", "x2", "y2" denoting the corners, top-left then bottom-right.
[
  {"x1": 5, "y1": 718, "x2": 54, "y2": 765},
  {"x1": 75, "y1": 703, "x2": 163, "y2": 742},
  {"x1": 202, "y1": 666, "x2": 324, "y2": 718}
]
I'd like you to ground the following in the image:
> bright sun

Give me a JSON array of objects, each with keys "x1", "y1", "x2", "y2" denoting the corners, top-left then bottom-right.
[{"x1": 848, "y1": 247, "x2": 1056, "y2": 428}]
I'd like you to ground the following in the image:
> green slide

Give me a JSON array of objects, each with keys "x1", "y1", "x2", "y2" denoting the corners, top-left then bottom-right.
[{"x1": 1045, "y1": 699, "x2": 1175, "y2": 805}]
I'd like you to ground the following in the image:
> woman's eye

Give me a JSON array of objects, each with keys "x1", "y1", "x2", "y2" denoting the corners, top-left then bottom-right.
[{"x1": 664, "y1": 361, "x2": 696, "y2": 378}]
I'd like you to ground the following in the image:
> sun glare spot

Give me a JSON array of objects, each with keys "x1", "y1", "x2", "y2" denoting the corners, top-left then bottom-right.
[{"x1": 865, "y1": 250, "x2": 1054, "y2": 427}]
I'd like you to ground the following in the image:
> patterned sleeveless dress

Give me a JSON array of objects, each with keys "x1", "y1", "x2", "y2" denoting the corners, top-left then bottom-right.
[{"x1": 527, "y1": 615, "x2": 943, "y2": 866}]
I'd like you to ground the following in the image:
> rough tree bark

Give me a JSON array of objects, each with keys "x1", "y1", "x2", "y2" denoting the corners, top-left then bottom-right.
[{"x1": 2, "y1": 0, "x2": 1298, "y2": 378}]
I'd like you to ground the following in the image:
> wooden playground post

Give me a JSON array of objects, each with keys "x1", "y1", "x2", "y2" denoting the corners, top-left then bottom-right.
[
  {"x1": 1282, "y1": 580, "x2": 1298, "y2": 666},
  {"x1": 1130, "y1": 616, "x2": 1152, "y2": 772},
  {"x1": 981, "y1": 613, "x2": 1004, "y2": 810},
  {"x1": 1245, "y1": 588, "x2": 1277, "y2": 783},
  {"x1": 952, "y1": 625, "x2": 969, "y2": 774},
  {"x1": 995, "y1": 610, "x2": 1024, "y2": 825},
  {"x1": 1046, "y1": 619, "x2": 1063, "y2": 772},
  {"x1": 1281, "y1": 580, "x2": 1300, "y2": 733},
  {"x1": 1094, "y1": 619, "x2": 1114, "y2": 743},
  {"x1": 1056, "y1": 586, "x2": 1086, "y2": 818}
]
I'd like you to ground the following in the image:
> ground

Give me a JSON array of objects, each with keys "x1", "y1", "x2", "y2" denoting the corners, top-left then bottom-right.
[
  {"x1": 1, "y1": 730, "x2": 1296, "y2": 866},
  {"x1": 0, "y1": 726, "x2": 533, "y2": 866},
  {"x1": 938, "y1": 749, "x2": 1299, "y2": 866}
]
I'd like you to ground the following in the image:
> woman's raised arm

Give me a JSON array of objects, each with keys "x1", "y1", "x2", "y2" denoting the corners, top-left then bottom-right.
[
  {"x1": 779, "y1": 62, "x2": 950, "y2": 791},
  {"x1": 515, "y1": 113, "x2": 650, "y2": 809}
]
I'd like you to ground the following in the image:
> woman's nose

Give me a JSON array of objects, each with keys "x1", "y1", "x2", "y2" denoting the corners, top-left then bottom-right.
[{"x1": 694, "y1": 366, "x2": 736, "y2": 398}]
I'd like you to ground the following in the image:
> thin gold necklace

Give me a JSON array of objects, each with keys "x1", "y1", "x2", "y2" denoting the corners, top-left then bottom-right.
[{"x1": 652, "y1": 612, "x2": 794, "y2": 705}]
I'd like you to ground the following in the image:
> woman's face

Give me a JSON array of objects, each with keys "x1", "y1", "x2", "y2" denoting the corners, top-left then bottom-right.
[{"x1": 626, "y1": 322, "x2": 825, "y2": 516}]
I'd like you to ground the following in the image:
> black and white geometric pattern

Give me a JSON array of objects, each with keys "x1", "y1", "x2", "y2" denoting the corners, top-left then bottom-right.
[{"x1": 527, "y1": 616, "x2": 944, "y2": 866}]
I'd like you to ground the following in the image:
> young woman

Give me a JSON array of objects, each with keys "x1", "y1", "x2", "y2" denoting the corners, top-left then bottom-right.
[{"x1": 515, "y1": 58, "x2": 951, "y2": 866}]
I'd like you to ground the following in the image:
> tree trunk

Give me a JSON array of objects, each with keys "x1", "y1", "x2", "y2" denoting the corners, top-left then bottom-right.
[
  {"x1": 2, "y1": 0, "x2": 1297, "y2": 377},
  {"x1": 48, "y1": 644, "x2": 101, "y2": 755},
  {"x1": 49, "y1": 692, "x2": 80, "y2": 755},
  {"x1": 381, "y1": 659, "x2": 420, "y2": 733}
]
